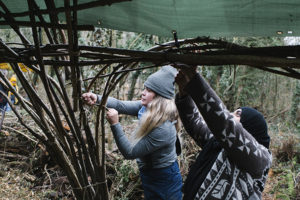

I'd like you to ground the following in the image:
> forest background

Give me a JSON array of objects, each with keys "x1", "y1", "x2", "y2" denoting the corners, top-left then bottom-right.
[{"x1": 0, "y1": 28, "x2": 299, "y2": 200}]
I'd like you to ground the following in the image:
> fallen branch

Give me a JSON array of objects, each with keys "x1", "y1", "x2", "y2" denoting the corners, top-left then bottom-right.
[
  {"x1": 2, "y1": 125, "x2": 38, "y2": 144},
  {"x1": 0, "y1": 151, "x2": 28, "y2": 160}
]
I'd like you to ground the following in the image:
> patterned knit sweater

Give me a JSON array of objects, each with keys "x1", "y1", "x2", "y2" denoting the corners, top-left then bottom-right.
[{"x1": 175, "y1": 73, "x2": 272, "y2": 200}]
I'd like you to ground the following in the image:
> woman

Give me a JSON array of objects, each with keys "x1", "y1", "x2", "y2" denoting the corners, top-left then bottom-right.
[
  {"x1": 82, "y1": 66, "x2": 183, "y2": 199},
  {"x1": 174, "y1": 66, "x2": 272, "y2": 199}
]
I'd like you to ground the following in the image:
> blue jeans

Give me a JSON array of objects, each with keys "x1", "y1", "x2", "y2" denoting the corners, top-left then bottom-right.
[{"x1": 140, "y1": 161, "x2": 182, "y2": 200}]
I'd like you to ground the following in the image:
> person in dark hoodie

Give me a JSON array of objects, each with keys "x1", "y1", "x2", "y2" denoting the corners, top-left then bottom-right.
[
  {"x1": 174, "y1": 65, "x2": 272, "y2": 200},
  {"x1": 82, "y1": 66, "x2": 182, "y2": 200}
]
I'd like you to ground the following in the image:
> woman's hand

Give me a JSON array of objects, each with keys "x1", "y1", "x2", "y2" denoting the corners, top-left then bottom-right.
[
  {"x1": 106, "y1": 108, "x2": 119, "y2": 125},
  {"x1": 175, "y1": 70, "x2": 189, "y2": 96},
  {"x1": 82, "y1": 92, "x2": 97, "y2": 106},
  {"x1": 174, "y1": 65, "x2": 197, "y2": 96}
]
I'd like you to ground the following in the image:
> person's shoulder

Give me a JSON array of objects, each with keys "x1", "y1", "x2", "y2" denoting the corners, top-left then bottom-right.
[
  {"x1": 148, "y1": 121, "x2": 176, "y2": 140},
  {"x1": 161, "y1": 120, "x2": 175, "y2": 127},
  {"x1": 153, "y1": 120, "x2": 176, "y2": 134}
]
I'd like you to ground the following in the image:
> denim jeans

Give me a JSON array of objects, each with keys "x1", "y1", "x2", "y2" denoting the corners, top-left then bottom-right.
[{"x1": 140, "y1": 161, "x2": 182, "y2": 200}]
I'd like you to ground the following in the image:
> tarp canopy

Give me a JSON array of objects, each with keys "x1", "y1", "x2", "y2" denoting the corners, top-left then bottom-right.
[{"x1": 2, "y1": 0, "x2": 300, "y2": 38}]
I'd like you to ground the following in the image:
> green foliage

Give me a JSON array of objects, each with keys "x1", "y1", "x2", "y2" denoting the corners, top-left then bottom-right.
[
  {"x1": 109, "y1": 160, "x2": 142, "y2": 200},
  {"x1": 119, "y1": 161, "x2": 135, "y2": 183},
  {"x1": 268, "y1": 122, "x2": 300, "y2": 199},
  {"x1": 271, "y1": 168, "x2": 297, "y2": 199}
]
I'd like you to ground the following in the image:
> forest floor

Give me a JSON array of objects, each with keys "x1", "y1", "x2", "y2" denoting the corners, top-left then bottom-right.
[
  {"x1": 0, "y1": 155, "x2": 279, "y2": 200},
  {"x1": 0, "y1": 158, "x2": 288, "y2": 200},
  {"x1": 0, "y1": 113, "x2": 299, "y2": 200},
  {"x1": 0, "y1": 163, "x2": 51, "y2": 200}
]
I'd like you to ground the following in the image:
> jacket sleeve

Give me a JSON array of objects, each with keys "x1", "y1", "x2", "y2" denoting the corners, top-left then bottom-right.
[
  {"x1": 175, "y1": 94, "x2": 213, "y2": 148},
  {"x1": 185, "y1": 73, "x2": 272, "y2": 178},
  {"x1": 110, "y1": 122, "x2": 175, "y2": 159},
  {"x1": 97, "y1": 95, "x2": 142, "y2": 116}
]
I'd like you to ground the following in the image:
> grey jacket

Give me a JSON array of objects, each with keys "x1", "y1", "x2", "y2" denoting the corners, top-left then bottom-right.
[
  {"x1": 175, "y1": 74, "x2": 272, "y2": 199},
  {"x1": 98, "y1": 96, "x2": 177, "y2": 169}
]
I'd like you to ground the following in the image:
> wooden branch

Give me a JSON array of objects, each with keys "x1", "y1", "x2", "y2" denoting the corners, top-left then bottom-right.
[
  {"x1": 92, "y1": 65, "x2": 123, "y2": 199},
  {"x1": 87, "y1": 64, "x2": 110, "y2": 91},
  {"x1": 0, "y1": 39, "x2": 19, "y2": 58},
  {"x1": 98, "y1": 65, "x2": 130, "y2": 196},
  {"x1": 47, "y1": 78, "x2": 88, "y2": 190},
  {"x1": 80, "y1": 52, "x2": 128, "y2": 59},
  {"x1": 20, "y1": 53, "x2": 300, "y2": 69},
  {"x1": 32, "y1": 0, "x2": 55, "y2": 45},
  {"x1": 149, "y1": 37, "x2": 244, "y2": 51},
  {"x1": 52, "y1": 66, "x2": 85, "y2": 151},
  {"x1": 95, "y1": 64, "x2": 126, "y2": 166},
  {"x1": 6, "y1": 42, "x2": 297, "y2": 69},
  {"x1": 167, "y1": 44, "x2": 244, "y2": 53},
  {"x1": 0, "y1": 39, "x2": 298, "y2": 80},
  {"x1": 251, "y1": 66, "x2": 300, "y2": 79},
  {"x1": 28, "y1": 1, "x2": 63, "y2": 136},
  {"x1": 16, "y1": 42, "x2": 300, "y2": 59},
  {"x1": 45, "y1": 0, "x2": 61, "y2": 44},
  {"x1": 281, "y1": 67, "x2": 300, "y2": 75},
  {"x1": 86, "y1": 64, "x2": 161, "y2": 79},
  {"x1": 2, "y1": 53, "x2": 298, "y2": 70},
  {"x1": 2, "y1": 125, "x2": 38, "y2": 143},
  {"x1": 27, "y1": 7, "x2": 85, "y2": 195},
  {"x1": 200, "y1": 45, "x2": 300, "y2": 58},
  {"x1": 0, "y1": 151, "x2": 28, "y2": 160},
  {"x1": 51, "y1": 65, "x2": 93, "y2": 193}
]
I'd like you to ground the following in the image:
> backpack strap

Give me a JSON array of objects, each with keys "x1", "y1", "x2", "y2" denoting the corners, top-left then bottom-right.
[
  {"x1": 176, "y1": 135, "x2": 181, "y2": 156},
  {"x1": 172, "y1": 120, "x2": 181, "y2": 156}
]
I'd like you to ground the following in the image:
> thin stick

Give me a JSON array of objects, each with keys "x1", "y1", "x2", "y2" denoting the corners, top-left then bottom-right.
[{"x1": 2, "y1": 125, "x2": 38, "y2": 143}]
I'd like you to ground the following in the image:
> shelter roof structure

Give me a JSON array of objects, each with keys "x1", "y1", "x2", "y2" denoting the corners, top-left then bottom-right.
[{"x1": 0, "y1": 0, "x2": 299, "y2": 79}]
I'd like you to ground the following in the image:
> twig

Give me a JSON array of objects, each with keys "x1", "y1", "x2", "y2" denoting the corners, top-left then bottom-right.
[
  {"x1": 0, "y1": 150, "x2": 27, "y2": 160},
  {"x1": 2, "y1": 125, "x2": 38, "y2": 143},
  {"x1": 44, "y1": 164, "x2": 52, "y2": 186},
  {"x1": 83, "y1": 64, "x2": 159, "y2": 81},
  {"x1": 268, "y1": 107, "x2": 291, "y2": 120}
]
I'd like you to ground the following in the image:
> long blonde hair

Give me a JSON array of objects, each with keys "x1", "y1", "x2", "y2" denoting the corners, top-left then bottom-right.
[{"x1": 134, "y1": 95, "x2": 181, "y2": 140}]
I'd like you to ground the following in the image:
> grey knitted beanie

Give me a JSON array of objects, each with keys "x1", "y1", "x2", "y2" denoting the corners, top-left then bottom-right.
[{"x1": 144, "y1": 65, "x2": 177, "y2": 99}]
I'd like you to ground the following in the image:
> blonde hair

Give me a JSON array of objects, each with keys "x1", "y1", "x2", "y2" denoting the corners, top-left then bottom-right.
[{"x1": 134, "y1": 95, "x2": 181, "y2": 140}]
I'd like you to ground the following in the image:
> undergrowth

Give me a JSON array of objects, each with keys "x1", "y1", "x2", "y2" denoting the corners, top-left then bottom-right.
[{"x1": 0, "y1": 115, "x2": 299, "y2": 199}]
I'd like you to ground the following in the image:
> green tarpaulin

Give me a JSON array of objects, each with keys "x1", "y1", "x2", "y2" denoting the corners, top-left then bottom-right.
[{"x1": 2, "y1": 0, "x2": 300, "y2": 38}]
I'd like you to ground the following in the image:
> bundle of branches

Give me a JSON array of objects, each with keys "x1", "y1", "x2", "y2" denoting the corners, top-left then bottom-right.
[{"x1": 0, "y1": 37, "x2": 300, "y2": 79}]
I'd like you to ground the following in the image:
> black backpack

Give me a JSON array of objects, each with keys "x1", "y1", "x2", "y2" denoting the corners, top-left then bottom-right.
[{"x1": 183, "y1": 139, "x2": 221, "y2": 200}]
